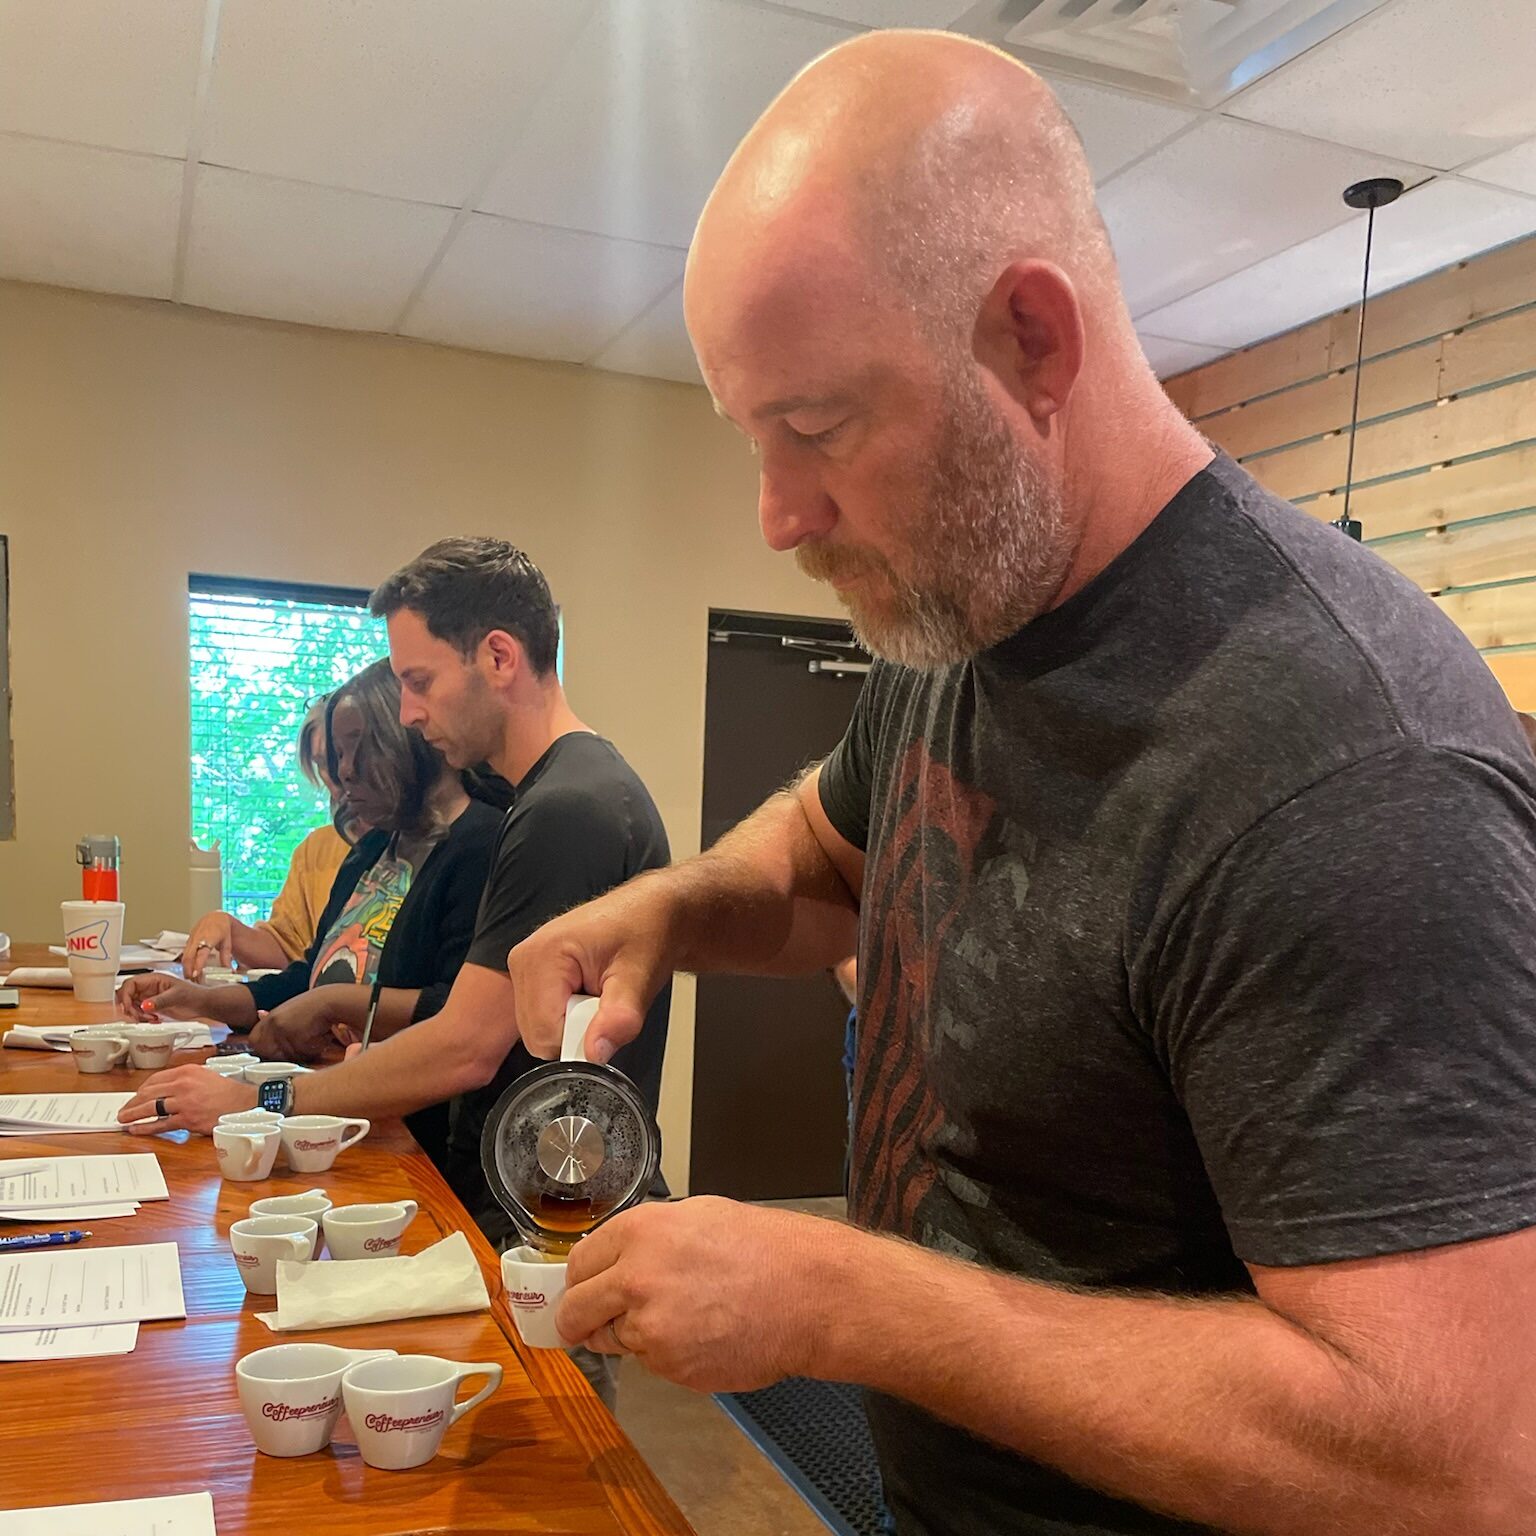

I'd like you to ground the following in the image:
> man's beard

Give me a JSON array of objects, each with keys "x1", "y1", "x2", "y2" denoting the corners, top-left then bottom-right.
[{"x1": 796, "y1": 373, "x2": 1075, "y2": 670}]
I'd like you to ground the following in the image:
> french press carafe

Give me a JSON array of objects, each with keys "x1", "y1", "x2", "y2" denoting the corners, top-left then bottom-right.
[{"x1": 480, "y1": 998, "x2": 659, "y2": 1256}]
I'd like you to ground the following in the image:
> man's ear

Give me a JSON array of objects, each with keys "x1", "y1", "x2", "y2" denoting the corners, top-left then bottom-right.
[
  {"x1": 481, "y1": 629, "x2": 523, "y2": 679},
  {"x1": 972, "y1": 259, "x2": 1085, "y2": 427}
]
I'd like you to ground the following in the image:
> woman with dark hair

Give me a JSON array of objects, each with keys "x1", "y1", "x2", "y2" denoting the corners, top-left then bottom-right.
[{"x1": 118, "y1": 660, "x2": 502, "y2": 1157}]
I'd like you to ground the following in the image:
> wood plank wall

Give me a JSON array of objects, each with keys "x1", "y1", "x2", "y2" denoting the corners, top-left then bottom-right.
[{"x1": 1162, "y1": 233, "x2": 1536, "y2": 708}]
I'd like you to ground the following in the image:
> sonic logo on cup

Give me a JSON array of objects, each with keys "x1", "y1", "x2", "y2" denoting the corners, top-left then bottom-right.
[
  {"x1": 364, "y1": 1409, "x2": 444, "y2": 1434},
  {"x1": 65, "y1": 921, "x2": 109, "y2": 955},
  {"x1": 363, "y1": 1236, "x2": 398, "y2": 1252},
  {"x1": 262, "y1": 1396, "x2": 337, "y2": 1422}
]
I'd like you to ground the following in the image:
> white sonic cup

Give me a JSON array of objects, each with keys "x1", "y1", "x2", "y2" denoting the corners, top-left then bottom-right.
[
  {"x1": 500, "y1": 1247, "x2": 570, "y2": 1349},
  {"x1": 60, "y1": 899, "x2": 125, "y2": 1003},
  {"x1": 236, "y1": 1343, "x2": 395, "y2": 1456},
  {"x1": 341, "y1": 1355, "x2": 502, "y2": 1470}
]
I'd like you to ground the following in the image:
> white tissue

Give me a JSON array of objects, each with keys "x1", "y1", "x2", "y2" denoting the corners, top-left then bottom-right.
[{"x1": 255, "y1": 1230, "x2": 490, "y2": 1333}]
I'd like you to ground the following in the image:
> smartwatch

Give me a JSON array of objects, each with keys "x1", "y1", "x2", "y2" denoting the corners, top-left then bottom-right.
[{"x1": 257, "y1": 1077, "x2": 295, "y2": 1116}]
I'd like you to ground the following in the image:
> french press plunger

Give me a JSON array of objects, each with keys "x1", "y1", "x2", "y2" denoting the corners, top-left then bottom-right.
[{"x1": 480, "y1": 998, "x2": 660, "y2": 1256}]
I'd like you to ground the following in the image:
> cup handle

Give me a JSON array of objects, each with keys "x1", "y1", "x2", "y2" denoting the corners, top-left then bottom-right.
[
  {"x1": 336, "y1": 1118, "x2": 371, "y2": 1151},
  {"x1": 237, "y1": 1133, "x2": 262, "y2": 1178},
  {"x1": 284, "y1": 1234, "x2": 309, "y2": 1262},
  {"x1": 398, "y1": 1199, "x2": 418, "y2": 1223},
  {"x1": 446, "y1": 1363, "x2": 503, "y2": 1428},
  {"x1": 109, "y1": 1039, "x2": 129, "y2": 1066}
]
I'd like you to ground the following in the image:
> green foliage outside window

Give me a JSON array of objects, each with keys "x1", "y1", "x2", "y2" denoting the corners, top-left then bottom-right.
[{"x1": 189, "y1": 585, "x2": 384, "y2": 925}]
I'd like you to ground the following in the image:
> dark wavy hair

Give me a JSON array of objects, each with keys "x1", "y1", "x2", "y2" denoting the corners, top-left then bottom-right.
[
  {"x1": 369, "y1": 537, "x2": 559, "y2": 677},
  {"x1": 325, "y1": 660, "x2": 448, "y2": 838}
]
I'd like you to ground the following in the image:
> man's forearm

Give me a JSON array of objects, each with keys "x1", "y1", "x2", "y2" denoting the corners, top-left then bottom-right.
[
  {"x1": 310, "y1": 985, "x2": 422, "y2": 1038},
  {"x1": 656, "y1": 785, "x2": 858, "y2": 978},
  {"x1": 292, "y1": 967, "x2": 512, "y2": 1121},
  {"x1": 812, "y1": 1231, "x2": 1489, "y2": 1536}
]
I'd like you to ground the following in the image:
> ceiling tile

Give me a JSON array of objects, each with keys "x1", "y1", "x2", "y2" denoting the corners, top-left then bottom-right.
[
  {"x1": 1044, "y1": 75, "x2": 1198, "y2": 183},
  {"x1": 201, "y1": 0, "x2": 595, "y2": 207},
  {"x1": 1463, "y1": 138, "x2": 1536, "y2": 199},
  {"x1": 1226, "y1": 0, "x2": 1536, "y2": 171},
  {"x1": 1099, "y1": 116, "x2": 1425, "y2": 316},
  {"x1": 1137, "y1": 177, "x2": 1536, "y2": 351},
  {"x1": 591, "y1": 280, "x2": 703, "y2": 385},
  {"x1": 1137, "y1": 334, "x2": 1228, "y2": 379},
  {"x1": 402, "y1": 215, "x2": 685, "y2": 364},
  {"x1": 181, "y1": 167, "x2": 455, "y2": 332},
  {"x1": 0, "y1": 0, "x2": 205, "y2": 158},
  {"x1": 0, "y1": 136, "x2": 180, "y2": 299},
  {"x1": 477, "y1": 0, "x2": 852, "y2": 248}
]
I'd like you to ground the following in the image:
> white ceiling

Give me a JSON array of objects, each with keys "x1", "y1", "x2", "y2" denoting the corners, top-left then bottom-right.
[{"x1": 0, "y1": 0, "x2": 1532, "y2": 387}]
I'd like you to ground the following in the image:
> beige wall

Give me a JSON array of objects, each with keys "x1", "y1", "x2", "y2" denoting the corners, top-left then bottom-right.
[{"x1": 0, "y1": 279, "x2": 843, "y2": 1192}]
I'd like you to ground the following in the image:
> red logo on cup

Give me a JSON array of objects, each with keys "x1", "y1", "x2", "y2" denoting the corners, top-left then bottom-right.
[
  {"x1": 292, "y1": 1139, "x2": 335, "y2": 1152},
  {"x1": 66, "y1": 934, "x2": 96, "y2": 953},
  {"x1": 363, "y1": 1410, "x2": 444, "y2": 1434},
  {"x1": 362, "y1": 1235, "x2": 398, "y2": 1252},
  {"x1": 509, "y1": 1290, "x2": 546, "y2": 1308},
  {"x1": 262, "y1": 1395, "x2": 337, "y2": 1422},
  {"x1": 236, "y1": 1252, "x2": 258, "y2": 1267}
]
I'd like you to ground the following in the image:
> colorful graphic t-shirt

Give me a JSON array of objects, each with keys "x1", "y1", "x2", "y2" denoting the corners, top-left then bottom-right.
[{"x1": 309, "y1": 834, "x2": 431, "y2": 988}]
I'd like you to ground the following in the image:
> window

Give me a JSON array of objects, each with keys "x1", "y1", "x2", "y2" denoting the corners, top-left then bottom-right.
[
  {"x1": 189, "y1": 576, "x2": 385, "y2": 925},
  {"x1": 0, "y1": 535, "x2": 11, "y2": 839}
]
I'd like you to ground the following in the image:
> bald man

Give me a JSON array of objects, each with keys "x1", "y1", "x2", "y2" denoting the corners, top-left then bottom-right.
[{"x1": 507, "y1": 31, "x2": 1536, "y2": 1536}]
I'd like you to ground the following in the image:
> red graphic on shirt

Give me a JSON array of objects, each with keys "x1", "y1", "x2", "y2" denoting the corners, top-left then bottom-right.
[{"x1": 851, "y1": 737, "x2": 997, "y2": 1239}]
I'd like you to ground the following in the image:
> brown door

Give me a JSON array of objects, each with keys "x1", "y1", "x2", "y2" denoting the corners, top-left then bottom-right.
[{"x1": 690, "y1": 611, "x2": 869, "y2": 1200}]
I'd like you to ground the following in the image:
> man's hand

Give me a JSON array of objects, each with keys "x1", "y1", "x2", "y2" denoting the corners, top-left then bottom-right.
[
  {"x1": 506, "y1": 874, "x2": 677, "y2": 1063},
  {"x1": 248, "y1": 990, "x2": 346, "y2": 1063},
  {"x1": 556, "y1": 1196, "x2": 855, "y2": 1392},
  {"x1": 118, "y1": 1065, "x2": 257, "y2": 1134},
  {"x1": 181, "y1": 914, "x2": 235, "y2": 981}
]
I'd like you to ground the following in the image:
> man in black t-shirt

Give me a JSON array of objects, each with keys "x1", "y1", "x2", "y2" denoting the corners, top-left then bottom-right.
[
  {"x1": 486, "y1": 33, "x2": 1536, "y2": 1536},
  {"x1": 122, "y1": 538, "x2": 671, "y2": 1256}
]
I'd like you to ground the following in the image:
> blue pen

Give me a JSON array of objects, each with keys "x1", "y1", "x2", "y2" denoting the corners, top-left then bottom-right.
[{"x1": 0, "y1": 1229, "x2": 92, "y2": 1252}]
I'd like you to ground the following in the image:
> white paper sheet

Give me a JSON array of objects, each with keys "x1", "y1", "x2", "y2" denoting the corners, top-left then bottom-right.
[
  {"x1": 4, "y1": 1022, "x2": 215, "y2": 1053},
  {"x1": 0, "y1": 1241, "x2": 185, "y2": 1330},
  {"x1": 47, "y1": 945, "x2": 171, "y2": 972},
  {"x1": 0, "y1": 1491, "x2": 214, "y2": 1536},
  {"x1": 0, "y1": 1095, "x2": 136, "y2": 1133},
  {"x1": 0, "y1": 1155, "x2": 167, "y2": 1207},
  {"x1": 0, "y1": 1204, "x2": 139, "y2": 1222},
  {"x1": 0, "y1": 1321, "x2": 139, "y2": 1360},
  {"x1": 0, "y1": 969, "x2": 125, "y2": 990}
]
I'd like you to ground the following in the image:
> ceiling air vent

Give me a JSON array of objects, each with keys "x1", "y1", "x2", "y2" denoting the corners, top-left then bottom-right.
[{"x1": 949, "y1": 0, "x2": 1395, "y2": 105}]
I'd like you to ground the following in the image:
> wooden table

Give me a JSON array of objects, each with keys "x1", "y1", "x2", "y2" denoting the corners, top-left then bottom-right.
[{"x1": 0, "y1": 944, "x2": 695, "y2": 1535}]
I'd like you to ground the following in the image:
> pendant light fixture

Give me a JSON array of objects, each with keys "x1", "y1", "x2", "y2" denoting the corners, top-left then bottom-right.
[{"x1": 1332, "y1": 176, "x2": 1404, "y2": 541}]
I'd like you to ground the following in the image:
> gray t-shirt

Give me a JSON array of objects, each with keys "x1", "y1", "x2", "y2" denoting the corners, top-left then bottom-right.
[{"x1": 819, "y1": 453, "x2": 1536, "y2": 1536}]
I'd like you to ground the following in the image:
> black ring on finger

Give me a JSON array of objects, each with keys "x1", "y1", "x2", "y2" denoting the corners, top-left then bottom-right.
[{"x1": 155, "y1": 1097, "x2": 169, "y2": 1119}]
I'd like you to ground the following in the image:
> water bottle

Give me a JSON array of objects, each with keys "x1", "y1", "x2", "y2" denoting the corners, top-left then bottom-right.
[{"x1": 76, "y1": 834, "x2": 121, "y2": 901}]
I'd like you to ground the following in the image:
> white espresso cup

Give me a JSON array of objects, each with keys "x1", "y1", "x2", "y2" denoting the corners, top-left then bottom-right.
[
  {"x1": 205, "y1": 1053, "x2": 260, "y2": 1077},
  {"x1": 60, "y1": 899, "x2": 125, "y2": 1003},
  {"x1": 123, "y1": 1024, "x2": 187, "y2": 1070},
  {"x1": 69, "y1": 1031, "x2": 129, "y2": 1074},
  {"x1": 341, "y1": 1354, "x2": 503, "y2": 1470},
  {"x1": 244, "y1": 1062, "x2": 303, "y2": 1087},
  {"x1": 215, "y1": 1124, "x2": 282, "y2": 1183},
  {"x1": 229, "y1": 1214, "x2": 318, "y2": 1292},
  {"x1": 236, "y1": 1343, "x2": 396, "y2": 1456},
  {"x1": 322, "y1": 1200, "x2": 418, "y2": 1261},
  {"x1": 219, "y1": 1109, "x2": 284, "y2": 1129},
  {"x1": 500, "y1": 1247, "x2": 570, "y2": 1350},
  {"x1": 249, "y1": 1189, "x2": 333, "y2": 1229},
  {"x1": 278, "y1": 1114, "x2": 370, "y2": 1174}
]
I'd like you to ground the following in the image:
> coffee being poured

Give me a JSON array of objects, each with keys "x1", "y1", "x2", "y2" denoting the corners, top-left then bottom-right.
[{"x1": 480, "y1": 998, "x2": 660, "y2": 1257}]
